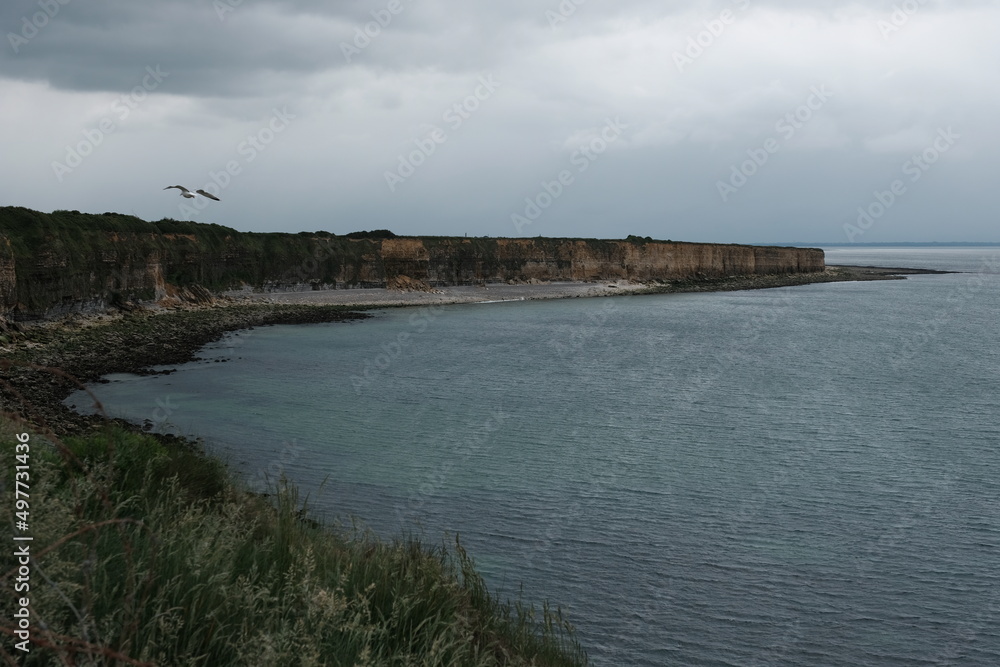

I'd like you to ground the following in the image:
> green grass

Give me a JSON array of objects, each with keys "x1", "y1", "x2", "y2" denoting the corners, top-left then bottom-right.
[{"x1": 0, "y1": 419, "x2": 587, "y2": 666}]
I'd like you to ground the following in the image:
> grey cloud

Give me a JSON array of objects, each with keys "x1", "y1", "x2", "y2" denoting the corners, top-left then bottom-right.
[
  {"x1": 1, "y1": 0, "x2": 998, "y2": 242},
  {"x1": 2, "y1": 0, "x2": 351, "y2": 96},
  {"x1": 0, "y1": 0, "x2": 983, "y2": 95}
]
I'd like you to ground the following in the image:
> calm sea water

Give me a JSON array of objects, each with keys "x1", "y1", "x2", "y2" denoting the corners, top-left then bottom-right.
[{"x1": 70, "y1": 247, "x2": 1000, "y2": 666}]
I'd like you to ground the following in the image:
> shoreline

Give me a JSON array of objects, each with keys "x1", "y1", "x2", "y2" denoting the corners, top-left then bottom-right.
[
  {"x1": 1, "y1": 265, "x2": 941, "y2": 436},
  {"x1": 225, "y1": 265, "x2": 936, "y2": 309},
  {"x1": 1, "y1": 304, "x2": 370, "y2": 435}
]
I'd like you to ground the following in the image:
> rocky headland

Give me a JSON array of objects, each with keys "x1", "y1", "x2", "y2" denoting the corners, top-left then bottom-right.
[{"x1": 2, "y1": 206, "x2": 824, "y2": 321}]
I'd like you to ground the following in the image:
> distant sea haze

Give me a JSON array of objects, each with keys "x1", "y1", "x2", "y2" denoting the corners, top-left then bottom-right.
[{"x1": 71, "y1": 247, "x2": 1000, "y2": 666}]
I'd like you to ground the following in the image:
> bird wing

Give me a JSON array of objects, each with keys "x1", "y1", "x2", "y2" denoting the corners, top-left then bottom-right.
[
  {"x1": 164, "y1": 185, "x2": 190, "y2": 192},
  {"x1": 196, "y1": 189, "x2": 221, "y2": 201}
]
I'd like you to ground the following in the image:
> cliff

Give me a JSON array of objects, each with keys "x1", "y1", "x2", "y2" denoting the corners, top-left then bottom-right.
[{"x1": 0, "y1": 207, "x2": 823, "y2": 320}]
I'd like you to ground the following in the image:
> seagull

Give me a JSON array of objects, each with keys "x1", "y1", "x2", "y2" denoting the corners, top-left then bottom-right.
[{"x1": 163, "y1": 185, "x2": 221, "y2": 201}]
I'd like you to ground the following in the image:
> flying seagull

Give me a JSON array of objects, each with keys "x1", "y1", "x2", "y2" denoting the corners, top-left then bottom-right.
[{"x1": 163, "y1": 185, "x2": 220, "y2": 201}]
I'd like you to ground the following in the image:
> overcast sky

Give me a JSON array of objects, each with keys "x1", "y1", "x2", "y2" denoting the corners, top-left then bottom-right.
[{"x1": 1, "y1": 0, "x2": 996, "y2": 243}]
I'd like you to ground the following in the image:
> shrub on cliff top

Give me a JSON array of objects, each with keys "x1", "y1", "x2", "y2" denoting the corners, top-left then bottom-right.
[{"x1": 346, "y1": 229, "x2": 396, "y2": 239}]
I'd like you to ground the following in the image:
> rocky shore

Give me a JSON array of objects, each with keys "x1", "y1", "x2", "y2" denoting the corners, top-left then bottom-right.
[
  {"x1": 0, "y1": 304, "x2": 590, "y2": 666},
  {"x1": 637, "y1": 264, "x2": 953, "y2": 293},
  {"x1": 0, "y1": 265, "x2": 941, "y2": 437},
  {"x1": 227, "y1": 265, "x2": 929, "y2": 307},
  {"x1": 1, "y1": 304, "x2": 369, "y2": 435}
]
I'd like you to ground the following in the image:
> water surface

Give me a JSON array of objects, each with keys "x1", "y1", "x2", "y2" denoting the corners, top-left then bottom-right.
[{"x1": 70, "y1": 247, "x2": 1000, "y2": 665}]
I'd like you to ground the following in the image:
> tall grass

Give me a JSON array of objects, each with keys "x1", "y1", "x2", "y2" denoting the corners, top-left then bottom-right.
[{"x1": 0, "y1": 419, "x2": 587, "y2": 666}]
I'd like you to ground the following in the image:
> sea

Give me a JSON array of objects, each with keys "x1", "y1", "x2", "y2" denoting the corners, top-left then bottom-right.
[{"x1": 68, "y1": 246, "x2": 1000, "y2": 666}]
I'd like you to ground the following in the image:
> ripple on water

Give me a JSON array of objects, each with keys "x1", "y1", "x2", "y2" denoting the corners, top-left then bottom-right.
[{"x1": 67, "y1": 250, "x2": 1000, "y2": 666}]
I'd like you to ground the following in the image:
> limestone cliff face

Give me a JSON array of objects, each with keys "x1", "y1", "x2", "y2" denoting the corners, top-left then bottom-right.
[
  {"x1": 0, "y1": 207, "x2": 823, "y2": 319},
  {"x1": 384, "y1": 238, "x2": 823, "y2": 284},
  {"x1": 0, "y1": 236, "x2": 16, "y2": 314}
]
